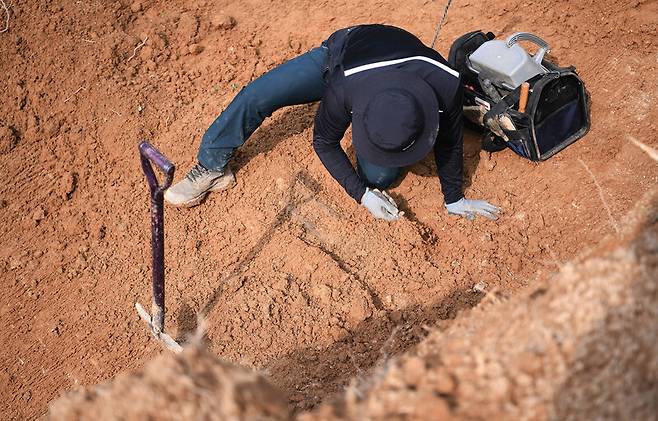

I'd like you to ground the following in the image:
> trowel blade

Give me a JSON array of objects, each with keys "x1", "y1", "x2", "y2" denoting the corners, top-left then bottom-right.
[{"x1": 134, "y1": 302, "x2": 183, "y2": 353}]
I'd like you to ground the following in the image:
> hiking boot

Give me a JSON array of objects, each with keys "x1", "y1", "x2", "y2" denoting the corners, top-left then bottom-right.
[{"x1": 164, "y1": 163, "x2": 236, "y2": 207}]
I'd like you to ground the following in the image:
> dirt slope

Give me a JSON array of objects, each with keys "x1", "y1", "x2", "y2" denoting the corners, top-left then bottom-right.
[
  {"x1": 0, "y1": 0, "x2": 657, "y2": 418},
  {"x1": 48, "y1": 346, "x2": 290, "y2": 421},
  {"x1": 306, "y1": 190, "x2": 658, "y2": 421}
]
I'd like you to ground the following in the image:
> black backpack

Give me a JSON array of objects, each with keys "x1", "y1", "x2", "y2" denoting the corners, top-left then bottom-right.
[{"x1": 448, "y1": 30, "x2": 591, "y2": 161}]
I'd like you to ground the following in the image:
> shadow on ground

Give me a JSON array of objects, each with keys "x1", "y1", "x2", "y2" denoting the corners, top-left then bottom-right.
[
  {"x1": 232, "y1": 104, "x2": 319, "y2": 174},
  {"x1": 265, "y1": 285, "x2": 484, "y2": 413}
]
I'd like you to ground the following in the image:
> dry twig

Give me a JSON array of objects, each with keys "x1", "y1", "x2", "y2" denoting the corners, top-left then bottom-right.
[
  {"x1": 127, "y1": 35, "x2": 148, "y2": 61},
  {"x1": 0, "y1": 0, "x2": 9, "y2": 33},
  {"x1": 628, "y1": 135, "x2": 658, "y2": 162},
  {"x1": 64, "y1": 86, "x2": 85, "y2": 103},
  {"x1": 578, "y1": 158, "x2": 619, "y2": 234}
]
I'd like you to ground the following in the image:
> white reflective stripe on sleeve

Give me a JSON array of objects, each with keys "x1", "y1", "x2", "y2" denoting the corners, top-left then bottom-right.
[{"x1": 344, "y1": 55, "x2": 459, "y2": 78}]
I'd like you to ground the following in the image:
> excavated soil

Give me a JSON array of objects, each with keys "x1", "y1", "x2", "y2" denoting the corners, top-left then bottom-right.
[
  {"x1": 47, "y1": 190, "x2": 658, "y2": 420},
  {"x1": 1, "y1": 0, "x2": 657, "y2": 419}
]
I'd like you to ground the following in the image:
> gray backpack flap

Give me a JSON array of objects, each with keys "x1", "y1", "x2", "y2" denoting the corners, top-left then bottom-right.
[{"x1": 449, "y1": 31, "x2": 591, "y2": 161}]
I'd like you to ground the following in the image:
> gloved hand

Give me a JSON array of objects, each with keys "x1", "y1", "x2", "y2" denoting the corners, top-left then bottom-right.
[
  {"x1": 361, "y1": 188, "x2": 401, "y2": 221},
  {"x1": 445, "y1": 198, "x2": 501, "y2": 221}
]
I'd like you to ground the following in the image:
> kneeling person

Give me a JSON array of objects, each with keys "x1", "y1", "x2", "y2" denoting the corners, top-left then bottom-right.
[{"x1": 165, "y1": 24, "x2": 501, "y2": 221}]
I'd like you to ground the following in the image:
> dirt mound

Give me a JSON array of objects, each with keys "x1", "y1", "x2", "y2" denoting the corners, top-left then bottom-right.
[
  {"x1": 47, "y1": 191, "x2": 658, "y2": 420},
  {"x1": 49, "y1": 346, "x2": 290, "y2": 420},
  {"x1": 1, "y1": 0, "x2": 657, "y2": 418},
  {"x1": 310, "y1": 191, "x2": 658, "y2": 421}
]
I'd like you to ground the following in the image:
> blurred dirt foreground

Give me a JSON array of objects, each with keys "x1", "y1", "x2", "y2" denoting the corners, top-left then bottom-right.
[{"x1": 50, "y1": 188, "x2": 658, "y2": 420}]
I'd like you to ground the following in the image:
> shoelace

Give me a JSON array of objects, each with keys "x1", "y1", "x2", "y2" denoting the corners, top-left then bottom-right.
[{"x1": 185, "y1": 163, "x2": 212, "y2": 182}]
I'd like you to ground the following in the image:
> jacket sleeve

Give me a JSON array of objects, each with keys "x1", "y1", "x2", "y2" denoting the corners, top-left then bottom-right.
[
  {"x1": 313, "y1": 85, "x2": 367, "y2": 202},
  {"x1": 433, "y1": 86, "x2": 464, "y2": 205}
]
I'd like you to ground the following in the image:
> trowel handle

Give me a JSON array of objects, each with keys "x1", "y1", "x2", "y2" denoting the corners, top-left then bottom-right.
[
  {"x1": 506, "y1": 32, "x2": 551, "y2": 65},
  {"x1": 139, "y1": 141, "x2": 176, "y2": 194}
]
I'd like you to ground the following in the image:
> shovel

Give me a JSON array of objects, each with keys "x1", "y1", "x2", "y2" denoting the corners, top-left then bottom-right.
[{"x1": 135, "y1": 141, "x2": 183, "y2": 353}]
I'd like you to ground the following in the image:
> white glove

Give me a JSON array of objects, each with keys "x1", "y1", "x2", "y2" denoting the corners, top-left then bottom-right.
[
  {"x1": 445, "y1": 197, "x2": 501, "y2": 221},
  {"x1": 361, "y1": 188, "x2": 401, "y2": 221}
]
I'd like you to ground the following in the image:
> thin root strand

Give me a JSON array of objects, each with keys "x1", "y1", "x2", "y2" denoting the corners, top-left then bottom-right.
[
  {"x1": 0, "y1": 0, "x2": 9, "y2": 33},
  {"x1": 578, "y1": 158, "x2": 620, "y2": 234},
  {"x1": 628, "y1": 135, "x2": 658, "y2": 163},
  {"x1": 127, "y1": 36, "x2": 149, "y2": 61}
]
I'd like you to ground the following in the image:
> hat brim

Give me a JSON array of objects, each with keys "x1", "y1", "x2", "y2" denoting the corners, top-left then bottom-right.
[{"x1": 351, "y1": 70, "x2": 440, "y2": 168}]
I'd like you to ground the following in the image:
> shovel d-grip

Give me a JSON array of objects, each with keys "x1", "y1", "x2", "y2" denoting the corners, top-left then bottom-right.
[{"x1": 135, "y1": 141, "x2": 182, "y2": 352}]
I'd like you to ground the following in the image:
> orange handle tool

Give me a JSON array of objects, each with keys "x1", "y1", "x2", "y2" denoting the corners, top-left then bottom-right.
[{"x1": 518, "y1": 82, "x2": 530, "y2": 113}]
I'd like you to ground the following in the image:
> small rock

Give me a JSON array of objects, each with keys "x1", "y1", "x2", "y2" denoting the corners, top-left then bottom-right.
[
  {"x1": 473, "y1": 281, "x2": 488, "y2": 293},
  {"x1": 211, "y1": 14, "x2": 236, "y2": 30},
  {"x1": 0, "y1": 125, "x2": 18, "y2": 154},
  {"x1": 481, "y1": 152, "x2": 497, "y2": 171},
  {"x1": 76, "y1": 253, "x2": 87, "y2": 269},
  {"x1": 22, "y1": 391, "x2": 31, "y2": 402},
  {"x1": 58, "y1": 172, "x2": 76, "y2": 200},
  {"x1": 145, "y1": 60, "x2": 157, "y2": 71},
  {"x1": 510, "y1": 255, "x2": 523, "y2": 272},
  {"x1": 44, "y1": 119, "x2": 61, "y2": 138},
  {"x1": 26, "y1": 111, "x2": 40, "y2": 137},
  {"x1": 152, "y1": 34, "x2": 167, "y2": 50},
  {"x1": 289, "y1": 392, "x2": 305, "y2": 403},
  {"x1": 130, "y1": 1, "x2": 142, "y2": 12},
  {"x1": 9, "y1": 256, "x2": 23, "y2": 270},
  {"x1": 177, "y1": 13, "x2": 199, "y2": 42},
  {"x1": 32, "y1": 206, "x2": 46, "y2": 222},
  {"x1": 389, "y1": 310, "x2": 403, "y2": 323},
  {"x1": 140, "y1": 45, "x2": 154, "y2": 60},
  {"x1": 518, "y1": 351, "x2": 543, "y2": 375},
  {"x1": 274, "y1": 177, "x2": 286, "y2": 190},
  {"x1": 433, "y1": 367, "x2": 456, "y2": 394},
  {"x1": 414, "y1": 394, "x2": 451, "y2": 419},
  {"x1": 402, "y1": 356, "x2": 426, "y2": 386},
  {"x1": 50, "y1": 320, "x2": 63, "y2": 336},
  {"x1": 288, "y1": 39, "x2": 302, "y2": 53},
  {"x1": 188, "y1": 43, "x2": 203, "y2": 55}
]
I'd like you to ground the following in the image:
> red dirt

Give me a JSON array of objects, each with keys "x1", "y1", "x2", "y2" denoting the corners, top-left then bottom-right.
[
  {"x1": 48, "y1": 190, "x2": 658, "y2": 420},
  {"x1": 0, "y1": 0, "x2": 656, "y2": 418},
  {"x1": 49, "y1": 346, "x2": 291, "y2": 420}
]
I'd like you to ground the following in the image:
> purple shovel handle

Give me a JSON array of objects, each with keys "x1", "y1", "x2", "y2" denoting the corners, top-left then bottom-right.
[
  {"x1": 138, "y1": 141, "x2": 175, "y2": 332},
  {"x1": 139, "y1": 142, "x2": 175, "y2": 192}
]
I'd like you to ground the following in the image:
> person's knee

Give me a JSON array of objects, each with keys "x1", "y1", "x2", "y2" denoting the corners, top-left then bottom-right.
[
  {"x1": 240, "y1": 85, "x2": 276, "y2": 118},
  {"x1": 365, "y1": 170, "x2": 400, "y2": 190},
  {"x1": 370, "y1": 176, "x2": 396, "y2": 190},
  {"x1": 358, "y1": 159, "x2": 401, "y2": 190}
]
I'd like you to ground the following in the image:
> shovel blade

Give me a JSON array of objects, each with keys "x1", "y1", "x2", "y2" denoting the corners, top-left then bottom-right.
[{"x1": 135, "y1": 302, "x2": 183, "y2": 353}]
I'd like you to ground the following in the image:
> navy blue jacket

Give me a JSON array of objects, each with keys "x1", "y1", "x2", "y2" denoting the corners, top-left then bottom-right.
[{"x1": 313, "y1": 25, "x2": 464, "y2": 204}]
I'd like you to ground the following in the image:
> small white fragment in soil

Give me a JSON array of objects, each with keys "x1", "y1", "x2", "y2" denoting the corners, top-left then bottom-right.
[{"x1": 473, "y1": 281, "x2": 488, "y2": 293}]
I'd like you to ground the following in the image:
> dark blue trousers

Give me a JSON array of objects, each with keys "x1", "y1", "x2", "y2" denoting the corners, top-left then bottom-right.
[{"x1": 197, "y1": 46, "x2": 401, "y2": 191}]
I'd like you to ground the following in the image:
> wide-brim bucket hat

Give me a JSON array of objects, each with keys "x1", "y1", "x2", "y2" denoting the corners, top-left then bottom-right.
[{"x1": 351, "y1": 69, "x2": 440, "y2": 167}]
